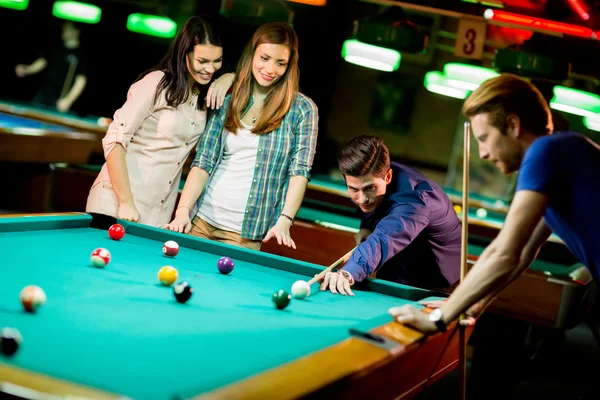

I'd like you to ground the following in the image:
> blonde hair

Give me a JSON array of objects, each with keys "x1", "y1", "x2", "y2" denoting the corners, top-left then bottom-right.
[
  {"x1": 462, "y1": 74, "x2": 553, "y2": 135},
  {"x1": 224, "y1": 22, "x2": 299, "y2": 134}
]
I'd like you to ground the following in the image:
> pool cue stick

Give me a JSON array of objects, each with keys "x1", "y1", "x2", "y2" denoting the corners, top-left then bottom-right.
[
  {"x1": 307, "y1": 245, "x2": 358, "y2": 286},
  {"x1": 458, "y1": 121, "x2": 471, "y2": 400}
]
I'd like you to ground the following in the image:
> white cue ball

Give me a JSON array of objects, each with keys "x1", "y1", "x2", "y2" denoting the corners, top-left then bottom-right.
[{"x1": 291, "y1": 280, "x2": 310, "y2": 299}]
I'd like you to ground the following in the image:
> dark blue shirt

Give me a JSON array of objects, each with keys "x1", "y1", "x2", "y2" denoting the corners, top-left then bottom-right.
[
  {"x1": 516, "y1": 132, "x2": 600, "y2": 279},
  {"x1": 343, "y1": 162, "x2": 462, "y2": 290}
]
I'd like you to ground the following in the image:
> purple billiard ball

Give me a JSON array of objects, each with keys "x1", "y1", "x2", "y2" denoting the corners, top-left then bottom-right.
[{"x1": 217, "y1": 257, "x2": 234, "y2": 275}]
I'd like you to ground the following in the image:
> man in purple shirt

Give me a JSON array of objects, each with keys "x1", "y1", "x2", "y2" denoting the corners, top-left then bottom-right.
[{"x1": 319, "y1": 135, "x2": 462, "y2": 295}]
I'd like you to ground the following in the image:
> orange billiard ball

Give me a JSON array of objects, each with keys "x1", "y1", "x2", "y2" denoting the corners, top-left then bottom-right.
[
  {"x1": 20, "y1": 285, "x2": 46, "y2": 312},
  {"x1": 158, "y1": 266, "x2": 178, "y2": 286}
]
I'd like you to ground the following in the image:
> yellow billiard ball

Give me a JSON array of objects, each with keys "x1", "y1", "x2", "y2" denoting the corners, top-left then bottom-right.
[{"x1": 158, "y1": 266, "x2": 178, "y2": 286}]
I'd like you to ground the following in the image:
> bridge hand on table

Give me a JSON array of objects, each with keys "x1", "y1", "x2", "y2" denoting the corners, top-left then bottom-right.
[{"x1": 319, "y1": 271, "x2": 354, "y2": 296}]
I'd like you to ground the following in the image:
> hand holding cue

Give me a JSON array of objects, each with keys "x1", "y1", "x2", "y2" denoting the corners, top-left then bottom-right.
[{"x1": 307, "y1": 245, "x2": 358, "y2": 286}]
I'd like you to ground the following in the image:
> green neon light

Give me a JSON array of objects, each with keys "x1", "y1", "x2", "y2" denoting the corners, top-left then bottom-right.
[
  {"x1": 341, "y1": 39, "x2": 401, "y2": 72},
  {"x1": 52, "y1": 1, "x2": 102, "y2": 24},
  {"x1": 127, "y1": 13, "x2": 177, "y2": 38},
  {"x1": 0, "y1": 0, "x2": 28, "y2": 11},
  {"x1": 424, "y1": 71, "x2": 469, "y2": 99}
]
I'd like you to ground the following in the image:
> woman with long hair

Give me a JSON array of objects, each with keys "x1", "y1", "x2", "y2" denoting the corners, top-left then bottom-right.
[
  {"x1": 86, "y1": 16, "x2": 234, "y2": 227},
  {"x1": 164, "y1": 22, "x2": 319, "y2": 250}
]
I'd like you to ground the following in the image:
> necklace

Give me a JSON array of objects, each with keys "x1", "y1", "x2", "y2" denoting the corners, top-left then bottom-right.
[{"x1": 252, "y1": 116, "x2": 257, "y2": 124}]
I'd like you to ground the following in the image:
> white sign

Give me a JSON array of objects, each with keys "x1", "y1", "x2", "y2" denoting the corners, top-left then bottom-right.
[{"x1": 454, "y1": 18, "x2": 487, "y2": 60}]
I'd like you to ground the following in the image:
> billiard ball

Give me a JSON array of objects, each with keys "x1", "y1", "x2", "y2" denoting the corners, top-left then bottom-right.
[
  {"x1": 173, "y1": 281, "x2": 193, "y2": 303},
  {"x1": 291, "y1": 280, "x2": 310, "y2": 299},
  {"x1": 272, "y1": 289, "x2": 291, "y2": 310},
  {"x1": 19, "y1": 285, "x2": 46, "y2": 312},
  {"x1": 158, "y1": 266, "x2": 178, "y2": 286},
  {"x1": 217, "y1": 257, "x2": 234, "y2": 274},
  {"x1": 91, "y1": 248, "x2": 111, "y2": 268},
  {"x1": 0, "y1": 328, "x2": 22, "y2": 356},
  {"x1": 162, "y1": 240, "x2": 179, "y2": 257},
  {"x1": 108, "y1": 224, "x2": 125, "y2": 241}
]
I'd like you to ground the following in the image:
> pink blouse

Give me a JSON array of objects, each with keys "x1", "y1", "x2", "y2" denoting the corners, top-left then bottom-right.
[{"x1": 89, "y1": 71, "x2": 207, "y2": 227}]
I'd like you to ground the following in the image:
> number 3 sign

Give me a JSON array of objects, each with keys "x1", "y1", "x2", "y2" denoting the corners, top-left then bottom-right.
[{"x1": 454, "y1": 18, "x2": 487, "y2": 60}]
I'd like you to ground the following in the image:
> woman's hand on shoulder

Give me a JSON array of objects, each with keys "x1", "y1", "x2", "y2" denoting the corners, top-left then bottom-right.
[{"x1": 206, "y1": 73, "x2": 234, "y2": 110}]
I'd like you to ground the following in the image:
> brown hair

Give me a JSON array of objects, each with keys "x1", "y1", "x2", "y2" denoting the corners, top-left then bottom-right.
[
  {"x1": 338, "y1": 135, "x2": 390, "y2": 178},
  {"x1": 139, "y1": 16, "x2": 223, "y2": 111},
  {"x1": 224, "y1": 22, "x2": 299, "y2": 134},
  {"x1": 462, "y1": 74, "x2": 553, "y2": 135}
]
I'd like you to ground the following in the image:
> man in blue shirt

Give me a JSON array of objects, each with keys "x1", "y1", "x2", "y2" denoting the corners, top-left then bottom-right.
[
  {"x1": 319, "y1": 135, "x2": 462, "y2": 295},
  {"x1": 389, "y1": 76, "x2": 600, "y2": 400}
]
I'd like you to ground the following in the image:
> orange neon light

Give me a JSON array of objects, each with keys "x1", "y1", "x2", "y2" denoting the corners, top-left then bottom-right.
[
  {"x1": 286, "y1": 0, "x2": 326, "y2": 5},
  {"x1": 484, "y1": 9, "x2": 595, "y2": 38}
]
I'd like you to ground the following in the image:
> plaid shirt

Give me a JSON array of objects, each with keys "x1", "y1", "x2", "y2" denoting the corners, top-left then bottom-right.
[{"x1": 191, "y1": 93, "x2": 319, "y2": 240}]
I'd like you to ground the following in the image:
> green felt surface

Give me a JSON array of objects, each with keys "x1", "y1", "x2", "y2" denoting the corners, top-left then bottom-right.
[
  {"x1": 0, "y1": 100, "x2": 103, "y2": 127},
  {"x1": 296, "y1": 207, "x2": 361, "y2": 232},
  {"x1": 0, "y1": 215, "x2": 435, "y2": 400},
  {"x1": 468, "y1": 244, "x2": 582, "y2": 278}
]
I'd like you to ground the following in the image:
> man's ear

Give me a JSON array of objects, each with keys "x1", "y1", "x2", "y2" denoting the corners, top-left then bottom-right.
[
  {"x1": 385, "y1": 168, "x2": 392, "y2": 184},
  {"x1": 507, "y1": 114, "x2": 521, "y2": 138}
]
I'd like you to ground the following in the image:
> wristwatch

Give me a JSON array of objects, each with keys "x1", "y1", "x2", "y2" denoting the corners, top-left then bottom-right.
[{"x1": 428, "y1": 308, "x2": 447, "y2": 332}]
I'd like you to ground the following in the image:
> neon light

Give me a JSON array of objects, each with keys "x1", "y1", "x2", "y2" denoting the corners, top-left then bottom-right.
[
  {"x1": 52, "y1": 1, "x2": 102, "y2": 24},
  {"x1": 341, "y1": 40, "x2": 401, "y2": 72},
  {"x1": 550, "y1": 85, "x2": 600, "y2": 117},
  {"x1": 0, "y1": 0, "x2": 28, "y2": 10},
  {"x1": 127, "y1": 14, "x2": 177, "y2": 38},
  {"x1": 443, "y1": 63, "x2": 499, "y2": 86},
  {"x1": 286, "y1": 0, "x2": 326, "y2": 5},
  {"x1": 484, "y1": 9, "x2": 594, "y2": 38},
  {"x1": 424, "y1": 71, "x2": 469, "y2": 99},
  {"x1": 583, "y1": 115, "x2": 600, "y2": 132},
  {"x1": 567, "y1": 0, "x2": 589, "y2": 21}
]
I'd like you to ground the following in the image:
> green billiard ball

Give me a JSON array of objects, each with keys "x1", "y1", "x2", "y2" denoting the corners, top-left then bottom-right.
[{"x1": 272, "y1": 289, "x2": 291, "y2": 310}]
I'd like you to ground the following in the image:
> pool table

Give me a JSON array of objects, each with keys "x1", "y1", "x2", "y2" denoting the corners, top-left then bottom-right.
[
  {"x1": 0, "y1": 100, "x2": 107, "y2": 156},
  {"x1": 467, "y1": 243, "x2": 591, "y2": 329},
  {"x1": 0, "y1": 214, "x2": 470, "y2": 400},
  {"x1": 262, "y1": 205, "x2": 589, "y2": 330},
  {"x1": 0, "y1": 100, "x2": 108, "y2": 135},
  {"x1": 0, "y1": 113, "x2": 97, "y2": 213}
]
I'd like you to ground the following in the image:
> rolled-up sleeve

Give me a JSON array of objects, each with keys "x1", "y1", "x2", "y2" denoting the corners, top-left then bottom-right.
[
  {"x1": 288, "y1": 96, "x2": 318, "y2": 179},
  {"x1": 102, "y1": 71, "x2": 163, "y2": 158},
  {"x1": 191, "y1": 97, "x2": 229, "y2": 174},
  {"x1": 343, "y1": 193, "x2": 432, "y2": 282}
]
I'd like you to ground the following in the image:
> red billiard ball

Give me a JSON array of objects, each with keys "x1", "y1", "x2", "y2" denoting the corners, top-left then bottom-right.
[
  {"x1": 162, "y1": 240, "x2": 179, "y2": 257},
  {"x1": 91, "y1": 248, "x2": 111, "y2": 268},
  {"x1": 108, "y1": 224, "x2": 125, "y2": 241}
]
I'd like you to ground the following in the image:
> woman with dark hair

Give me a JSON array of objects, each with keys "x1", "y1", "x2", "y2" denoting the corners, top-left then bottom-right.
[
  {"x1": 164, "y1": 22, "x2": 319, "y2": 250},
  {"x1": 86, "y1": 16, "x2": 234, "y2": 227}
]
